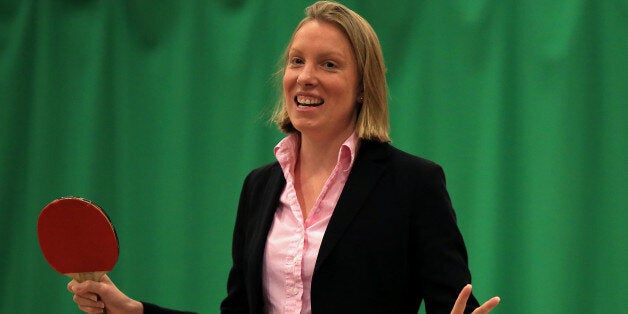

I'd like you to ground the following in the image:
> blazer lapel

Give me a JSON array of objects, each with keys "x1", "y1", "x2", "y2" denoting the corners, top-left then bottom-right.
[{"x1": 314, "y1": 140, "x2": 389, "y2": 271}]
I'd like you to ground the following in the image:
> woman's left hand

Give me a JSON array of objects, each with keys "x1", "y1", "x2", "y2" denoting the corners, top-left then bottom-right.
[{"x1": 451, "y1": 284, "x2": 500, "y2": 314}]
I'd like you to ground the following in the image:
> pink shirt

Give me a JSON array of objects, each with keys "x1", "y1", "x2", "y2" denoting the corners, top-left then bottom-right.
[{"x1": 262, "y1": 132, "x2": 359, "y2": 314}]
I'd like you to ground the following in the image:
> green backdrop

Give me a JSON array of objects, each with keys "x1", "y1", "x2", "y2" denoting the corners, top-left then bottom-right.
[{"x1": 1, "y1": 1, "x2": 626, "y2": 313}]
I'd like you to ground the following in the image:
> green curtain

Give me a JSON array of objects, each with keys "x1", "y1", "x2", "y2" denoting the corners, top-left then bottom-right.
[{"x1": 1, "y1": 1, "x2": 626, "y2": 313}]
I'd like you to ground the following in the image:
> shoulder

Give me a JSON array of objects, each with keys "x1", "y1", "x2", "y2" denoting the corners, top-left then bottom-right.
[
  {"x1": 360, "y1": 140, "x2": 444, "y2": 177},
  {"x1": 239, "y1": 161, "x2": 284, "y2": 198},
  {"x1": 356, "y1": 140, "x2": 449, "y2": 200},
  {"x1": 242, "y1": 161, "x2": 282, "y2": 185},
  {"x1": 389, "y1": 144, "x2": 441, "y2": 170},
  {"x1": 246, "y1": 161, "x2": 281, "y2": 180}
]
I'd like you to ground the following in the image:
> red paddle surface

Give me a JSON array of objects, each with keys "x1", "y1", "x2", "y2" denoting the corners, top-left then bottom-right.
[{"x1": 37, "y1": 198, "x2": 118, "y2": 275}]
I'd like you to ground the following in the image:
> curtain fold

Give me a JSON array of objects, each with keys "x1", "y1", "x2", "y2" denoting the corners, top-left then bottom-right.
[{"x1": 1, "y1": 1, "x2": 626, "y2": 313}]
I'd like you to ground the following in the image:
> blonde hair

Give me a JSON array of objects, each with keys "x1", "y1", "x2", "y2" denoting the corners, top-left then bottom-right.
[{"x1": 271, "y1": 1, "x2": 390, "y2": 142}]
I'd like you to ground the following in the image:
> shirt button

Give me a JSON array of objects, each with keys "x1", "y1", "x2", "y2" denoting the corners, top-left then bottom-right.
[{"x1": 292, "y1": 287, "x2": 299, "y2": 295}]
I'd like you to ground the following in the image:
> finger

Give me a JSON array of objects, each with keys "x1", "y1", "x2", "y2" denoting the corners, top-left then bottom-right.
[
  {"x1": 72, "y1": 280, "x2": 105, "y2": 296},
  {"x1": 67, "y1": 280, "x2": 78, "y2": 294},
  {"x1": 77, "y1": 303, "x2": 105, "y2": 314},
  {"x1": 451, "y1": 284, "x2": 472, "y2": 314},
  {"x1": 74, "y1": 297, "x2": 104, "y2": 313},
  {"x1": 74, "y1": 291, "x2": 100, "y2": 302},
  {"x1": 99, "y1": 274, "x2": 112, "y2": 284},
  {"x1": 73, "y1": 293, "x2": 104, "y2": 307},
  {"x1": 472, "y1": 296, "x2": 501, "y2": 314},
  {"x1": 70, "y1": 283, "x2": 99, "y2": 301}
]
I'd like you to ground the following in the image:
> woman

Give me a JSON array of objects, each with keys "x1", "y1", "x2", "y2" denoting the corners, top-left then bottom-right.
[{"x1": 68, "y1": 1, "x2": 500, "y2": 313}]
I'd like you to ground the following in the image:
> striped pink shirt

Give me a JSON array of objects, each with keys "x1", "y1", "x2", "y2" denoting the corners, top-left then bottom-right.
[{"x1": 262, "y1": 132, "x2": 359, "y2": 314}]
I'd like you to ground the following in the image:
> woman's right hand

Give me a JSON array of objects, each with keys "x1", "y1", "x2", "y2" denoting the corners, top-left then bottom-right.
[
  {"x1": 451, "y1": 284, "x2": 500, "y2": 314},
  {"x1": 67, "y1": 274, "x2": 143, "y2": 314}
]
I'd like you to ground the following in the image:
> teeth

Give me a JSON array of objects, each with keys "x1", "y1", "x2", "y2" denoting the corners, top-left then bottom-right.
[{"x1": 296, "y1": 96, "x2": 323, "y2": 106}]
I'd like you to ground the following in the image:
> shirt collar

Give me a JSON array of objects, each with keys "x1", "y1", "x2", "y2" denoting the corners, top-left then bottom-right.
[{"x1": 274, "y1": 132, "x2": 360, "y2": 178}]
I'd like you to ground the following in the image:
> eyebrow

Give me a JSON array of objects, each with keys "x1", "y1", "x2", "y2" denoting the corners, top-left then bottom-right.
[{"x1": 288, "y1": 48, "x2": 348, "y2": 61}]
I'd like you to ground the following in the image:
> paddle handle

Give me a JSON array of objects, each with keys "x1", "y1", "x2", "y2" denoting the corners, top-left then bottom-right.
[{"x1": 66, "y1": 271, "x2": 107, "y2": 282}]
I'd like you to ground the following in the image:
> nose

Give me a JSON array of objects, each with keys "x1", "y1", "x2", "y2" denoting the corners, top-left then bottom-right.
[{"x1": 297, "y1": 64, "x2": 317, "y2": 87}]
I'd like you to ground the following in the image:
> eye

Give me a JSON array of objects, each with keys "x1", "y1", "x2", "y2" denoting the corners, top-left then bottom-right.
[
  {"x1": 289, "y1": 57, "x2": 304, "y2": 66},
  {"x1": 323, "y1": 61, "x2": 337, "y2": 69}
]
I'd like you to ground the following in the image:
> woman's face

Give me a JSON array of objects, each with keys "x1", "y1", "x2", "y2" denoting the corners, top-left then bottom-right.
[{"x1": 283, "y1": 20, "x2": 361, "y2": 140}]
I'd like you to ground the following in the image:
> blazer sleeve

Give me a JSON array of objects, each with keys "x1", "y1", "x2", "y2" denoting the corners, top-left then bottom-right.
[
  {"x1": 412, "y1": 163, "x2": 480, "y2": 313},
  {"x1": 141, "y1": 302, "x2": 196, "y2": 314},
  {"x1": 220, "y1": 171, "x2": 254, "y2": 314}
]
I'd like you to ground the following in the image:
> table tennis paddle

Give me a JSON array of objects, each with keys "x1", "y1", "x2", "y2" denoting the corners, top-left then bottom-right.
[{"x1": 37, "y1": 197, "x2": 119, "y2": 283}]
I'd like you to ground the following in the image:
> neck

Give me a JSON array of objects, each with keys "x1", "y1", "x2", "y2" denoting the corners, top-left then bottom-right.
[{"x1": 297, "y1": 130, "x2": 352, "y2": 175}]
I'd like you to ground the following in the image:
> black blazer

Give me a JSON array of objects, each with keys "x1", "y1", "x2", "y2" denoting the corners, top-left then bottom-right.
[{"x1": 221, "y1": 140, "x2": 480, "y2": 314}]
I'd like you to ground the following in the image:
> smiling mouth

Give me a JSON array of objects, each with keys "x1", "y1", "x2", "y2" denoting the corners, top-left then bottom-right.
[{"x1": 295, "y1": 95, "x2": 324, "y2": 107}]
